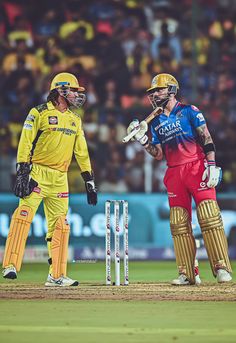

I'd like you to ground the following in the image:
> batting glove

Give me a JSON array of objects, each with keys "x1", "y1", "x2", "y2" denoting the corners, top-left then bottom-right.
[
  {"x1": 127, "y1": 119, "x2": 148, "y2": 145},
  {"x1": 202, "y1": 161, "x2": 222, "y2": 188}
]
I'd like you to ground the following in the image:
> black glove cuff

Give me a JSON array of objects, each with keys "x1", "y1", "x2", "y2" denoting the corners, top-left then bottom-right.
[
  {"x1": 16, "y1": 162, "x2": 32, "y2": 175},
  {"x1": 81, "y1": 171, "x2": 94, "y2": 182}
]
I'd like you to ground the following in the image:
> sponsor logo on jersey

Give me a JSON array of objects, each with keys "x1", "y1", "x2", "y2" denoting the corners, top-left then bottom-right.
[
  {"x1": 49, "y1": 127, "x2": 76, "y2": 136},
  {"x1": 197, "y1": 181, "x2": 208, "y2": 191},
  {"x1": 33, "y1": 187, "x2": 41, "y2": 194},
  {"x1": 158, "y1": 120, "x2": 182, "y2": 136},
  {"x1": 57, "y1": 192, "x2": 69, "y2": 198},
  {"x1": 20, "y1": 210, "x2": 28, "y2": 216},
  {"x1": 155, "y1": 120, "x2": 168, "y2": 131},
  {"x1": 48, "y1": 116, "x2": 58, "y2": 125},
  {"x1": 167, "y1": 192, "x2": 177, "y2": 198},
  {"x1": 23, "y1": 123, "x2": 33, "y2": 130},
  {"x1": 26, "y1": 114, "x2": 35, "y2": 122},
  {"x1": 176, "y1": 110, "x2": 184, "y2": 118},
  {"x1": 196, "y1": 113, "x2": 205, "y2": 122}
]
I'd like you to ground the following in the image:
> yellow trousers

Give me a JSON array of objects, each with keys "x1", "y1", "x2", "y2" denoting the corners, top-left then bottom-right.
[
  {"x1": 20, "y1": 163, "x2": 69, "y2": 240},
  {"x1": 3, "y1": 163, "x2": 70, "y2": 276}
]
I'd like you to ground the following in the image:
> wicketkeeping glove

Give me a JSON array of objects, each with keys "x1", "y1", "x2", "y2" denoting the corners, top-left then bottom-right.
[
  {"x1": 202, "y1": 161, "x2": 222, "y2": 188},
  {"x1": 127, "y1": 119, "x2": 148, "y2": 145},
  {"x1": 81, "y1": 171, "x2": 98, "y2": 206},
  {"x1": 14, "y1": 163, "x2": 38, "y2": 198}
]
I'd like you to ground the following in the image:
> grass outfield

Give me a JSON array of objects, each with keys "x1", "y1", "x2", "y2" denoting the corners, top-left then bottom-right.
[
  {"x1": 1, "y1": 301, "x2": 236, "y2": 343},
  {"x1": 0, "y1": 261, "x2": 236, "y2": 343}
]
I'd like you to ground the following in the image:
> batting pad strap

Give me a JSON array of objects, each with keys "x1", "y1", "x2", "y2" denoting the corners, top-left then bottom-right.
[
  {"x1": 3, "y1": 205, "x2": 33, "y2": 271},
  {"x1": 170, "y1": 207, "x2": 196, "y2": 284},
  {"x1": 51, "y1": 216, "x2": 70, "y2": 279},
  {"x1": 197, "y1": 200, "x2": 232, "y2": 275}
]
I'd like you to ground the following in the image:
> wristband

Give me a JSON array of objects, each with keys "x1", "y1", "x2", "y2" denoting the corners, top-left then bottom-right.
[
  {"x1": 207, "y1": 160, "x2": 216, "y2": 166},
  {"x1": 203, "y1": 143, "x2": 215, "y2": 154}
]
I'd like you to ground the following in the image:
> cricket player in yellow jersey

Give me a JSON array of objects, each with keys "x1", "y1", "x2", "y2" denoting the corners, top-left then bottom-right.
[{"x1": 2, "y1": 72, "x2": 97, "y2": 286}]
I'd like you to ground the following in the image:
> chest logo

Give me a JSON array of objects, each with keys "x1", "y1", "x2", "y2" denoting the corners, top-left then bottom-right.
[
  {"x1": 70, "y1": 121, "x2": 76, "y2": 127},
  {"x1": 48, "y1": 116, "x2": 58, "y2": 125},
  {"x1": 176, "y1": 111, "x2": 183, "y2": 118}
]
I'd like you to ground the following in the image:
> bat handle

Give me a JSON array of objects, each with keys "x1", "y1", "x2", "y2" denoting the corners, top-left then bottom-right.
[
  {"x1": 122, "y1": 127, "x2": 140, "y2": 143},
  {"x1": 122, "y1": 107, "x2": 162, "y2": 144}
]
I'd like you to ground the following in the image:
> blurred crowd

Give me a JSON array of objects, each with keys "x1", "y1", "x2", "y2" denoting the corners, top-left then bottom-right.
[{"x1": 0, "y1": 0, "x2": 236, "y2": 193}]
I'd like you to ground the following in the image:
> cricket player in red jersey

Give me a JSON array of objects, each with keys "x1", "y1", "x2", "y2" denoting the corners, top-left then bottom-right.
[{"x1": 127, "y1": 73, "x2": 232, "y2": 285}]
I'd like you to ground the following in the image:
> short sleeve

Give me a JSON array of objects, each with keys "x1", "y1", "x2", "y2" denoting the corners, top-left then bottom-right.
[{"x1": 188, "y1": 105, "x2": 206, "y2": 128}]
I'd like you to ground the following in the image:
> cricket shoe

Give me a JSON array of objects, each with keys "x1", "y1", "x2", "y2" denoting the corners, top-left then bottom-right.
[
  {"x1": 2, "y1": 265, "x2": 17, "y2": 279},
  {"x1": 45, "y1": 274, "x2": 79, "y2": 287},
  {"x1": 171, "y1": 274, "x2": 190, "y2": 285},
  {"x1": 171, "y1": 274, "x2": 201, "y2": 286},
  {"x1": 216, "y1": 269, "x2": 232, "y2": 283}
]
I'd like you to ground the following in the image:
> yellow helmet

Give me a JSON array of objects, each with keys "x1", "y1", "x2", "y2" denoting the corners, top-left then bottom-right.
[
  {"x1": 146, "y1": 73, "x2": 179, "y2": 93},
  {"x1": 50, "y1": 72, "x2": 85, "y2": 92}
]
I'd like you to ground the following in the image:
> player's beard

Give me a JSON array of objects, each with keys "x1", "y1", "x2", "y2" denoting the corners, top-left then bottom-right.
[{"x1": 148, "y1": 93, "x2": 170, "y2": 109}]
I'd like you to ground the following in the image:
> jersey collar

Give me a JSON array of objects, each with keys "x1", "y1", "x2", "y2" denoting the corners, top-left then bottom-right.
[
  {"x1": 160, "y1": 101, "x2": 180, "y2": 119},
  {"x1": 170, "y1": 101, "x2": 180, "y2": 115},
  {"x1": 48, "y1": 101, "x2": 71, "y2": 114}
]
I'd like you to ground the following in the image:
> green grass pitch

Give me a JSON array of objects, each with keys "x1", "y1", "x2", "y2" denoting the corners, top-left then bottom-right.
[{"x1": 0, "y1": 261, "x2": 236, "y2": 343}]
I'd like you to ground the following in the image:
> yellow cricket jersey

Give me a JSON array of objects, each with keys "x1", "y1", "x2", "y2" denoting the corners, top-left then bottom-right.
[{"x1": 17, "y1": 101, "x2": 92, "y2": 173}]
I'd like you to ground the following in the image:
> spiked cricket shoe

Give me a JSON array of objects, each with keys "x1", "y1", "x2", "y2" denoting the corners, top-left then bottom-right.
[{"x1": 45, "y1": 274, "x2": 79, "y2": 287}]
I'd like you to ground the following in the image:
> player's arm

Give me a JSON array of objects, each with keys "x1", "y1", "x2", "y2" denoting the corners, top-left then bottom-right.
[
  {"x1": 127, "y1": 119, "x2": 163, "y2": 160},
  {"x1": 196, "y1": 123, "x2": 221, "y2": 188},
  {"x1": 17, "y1": 108, "x2": 41, "y2": 163},
  {"x1": 74, "y1": 120, "x2": 97, "y2": 205},
  {"x1": 196, "y1": 124, "x2": 215, "y2": 162},
  {"x1": 14, "y1": 108, "x2": 40, "y2": 198},
  {"x1": 144, "y1": 142, "x2": 163, "y2": 160}
]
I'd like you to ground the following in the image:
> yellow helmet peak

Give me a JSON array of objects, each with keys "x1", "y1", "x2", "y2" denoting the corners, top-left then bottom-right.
[{"x1": 50, "y1": 72, "x2": 85, "y2": 92}]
